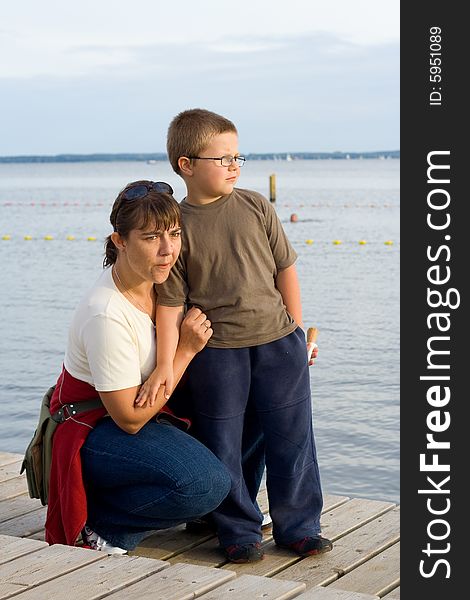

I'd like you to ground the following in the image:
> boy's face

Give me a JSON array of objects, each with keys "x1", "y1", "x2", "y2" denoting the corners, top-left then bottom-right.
[{"x1": 189, "y1": 131, "x2": 240, "y2": 201}]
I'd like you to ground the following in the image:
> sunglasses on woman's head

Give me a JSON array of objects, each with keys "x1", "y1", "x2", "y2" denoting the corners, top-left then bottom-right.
[
  {"x1": 121, "y1": 181, "x2": 174, "y2": 201},
  {"x1": 113, "y1": 181, "x2": 175, "y2": 229}
]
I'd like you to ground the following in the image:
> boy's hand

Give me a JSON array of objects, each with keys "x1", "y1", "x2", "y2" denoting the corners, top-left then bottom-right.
[
  {"x1": 306, "y1": 326, "x2": 319, "y2": 366},
  {"x1": 179, "y1": 307, "x2": 212, "y2": 355},
  {"x1": 135, "y1": 364, "x2": 174, "y2": 407},
  {"x1": 307, "y1": 342, "x2": 319, "y2": 366}
]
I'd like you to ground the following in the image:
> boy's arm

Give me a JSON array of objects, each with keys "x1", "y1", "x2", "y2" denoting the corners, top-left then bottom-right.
[
  {"x1": 276, "y1": 263, "x2": 318, "y2": 366},
  {"x1": 275, "y1": 263, "x2": 303, "y2": 327},
  {"x1": 135, "y1": 305, "x2": 184, "y2": 406}
]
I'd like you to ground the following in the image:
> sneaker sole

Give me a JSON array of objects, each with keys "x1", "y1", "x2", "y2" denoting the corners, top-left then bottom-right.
[
  {"x1": 299, "y1": 545, "x2": 333, "y2": 556},
  {"x1": 226, "y1": 553, "x2": 265, "y2": 564},
  {"x1": 277, "y1": 542, "x2": 333, "y2": 557}
]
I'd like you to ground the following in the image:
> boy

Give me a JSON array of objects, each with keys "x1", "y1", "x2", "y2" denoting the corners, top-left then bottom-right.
[{"x1": 140, "y1": 108, "x2": 331, "y2": 563}]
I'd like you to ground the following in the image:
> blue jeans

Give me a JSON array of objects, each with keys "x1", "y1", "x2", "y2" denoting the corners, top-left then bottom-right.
[
  {"x1": 186, "y1": 327, "x2": 324, "y2": 547},
  {"x1": 81, "y1": 418, "x2": 231, "y2": 550}
]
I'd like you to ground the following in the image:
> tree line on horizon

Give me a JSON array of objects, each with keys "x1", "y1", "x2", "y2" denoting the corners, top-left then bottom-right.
[{"x1": 0, "y1": 150, "x2": 400, "y2": 163}]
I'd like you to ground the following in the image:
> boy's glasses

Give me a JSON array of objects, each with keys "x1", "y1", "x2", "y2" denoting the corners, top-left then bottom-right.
[
  {"x1": 121, "y1": 181, "x2": 174, "y2": 201},
  {"x1": 188, "y1": 155, "x2": 246, "y2": 167}
]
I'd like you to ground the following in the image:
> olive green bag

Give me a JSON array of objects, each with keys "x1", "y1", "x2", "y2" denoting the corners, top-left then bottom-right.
[
  {"x1": 20, "y1": 385, "x2": 103, "y2": 506},
  {"x1": 20, "y1": 386, "x2": 58, "y2": 506}
]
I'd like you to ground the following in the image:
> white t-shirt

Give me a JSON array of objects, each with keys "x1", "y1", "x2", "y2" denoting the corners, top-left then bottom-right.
[{"x1": 64, "y1": 267, "x2": 156, "y2": 392}]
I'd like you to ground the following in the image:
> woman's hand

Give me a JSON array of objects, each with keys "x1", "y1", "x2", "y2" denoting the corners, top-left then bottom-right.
[{"x1": 178, "y1": 307, "x2": 212, "y2": 356}]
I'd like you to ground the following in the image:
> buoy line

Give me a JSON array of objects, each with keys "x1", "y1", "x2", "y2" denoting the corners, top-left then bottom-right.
[{"x1": 2, "y1": 235, "x2": 396, "y2": 245}]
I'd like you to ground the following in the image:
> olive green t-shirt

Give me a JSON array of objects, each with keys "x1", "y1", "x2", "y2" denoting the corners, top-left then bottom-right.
[{"x1": 156, "y1": 188, "x2": 298, "y2": 348}]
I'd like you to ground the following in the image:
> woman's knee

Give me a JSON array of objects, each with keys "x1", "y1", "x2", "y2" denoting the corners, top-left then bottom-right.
[
  {"x1": 180, "y1": 448, "x2": 230, "y2": 492},
  {"x1": 175, "y1": 448, "x2": 231, "y2": 511},
  {"x1": 205, "y1": 458, "x2": 231, "y2": 504},
  {"x1": 189, "y1": 462, "x2": 231, "y2": 514}
]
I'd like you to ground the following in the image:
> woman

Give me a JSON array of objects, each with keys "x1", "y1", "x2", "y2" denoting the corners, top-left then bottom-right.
[{"x1": 44, "y1": 180, "x2": 231, "y2": 553}]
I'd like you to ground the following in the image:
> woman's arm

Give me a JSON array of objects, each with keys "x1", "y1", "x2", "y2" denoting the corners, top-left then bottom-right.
[
  {"x1": 99, "y1": 307, "x2": 211, "y2": 434},
  {"x1": 275, "y1": 263, "x2": 303, "y2": 327}
]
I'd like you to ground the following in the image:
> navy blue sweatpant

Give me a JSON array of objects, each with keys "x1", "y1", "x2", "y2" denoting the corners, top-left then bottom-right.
[{"x1": 185, "y1": 327, "x2": 324, "y2": 547}]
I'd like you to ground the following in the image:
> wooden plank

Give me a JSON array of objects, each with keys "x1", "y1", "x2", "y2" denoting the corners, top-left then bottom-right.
[
  {"x1": 255, "y1": 490, "x2": 347, "y2": 520},
  {"x1": 224, "y1": 502, "x2": 398, "y2": 578},
  {"x1": 0, "y1": 544, "x2": 106, "y2": 599},
  {"x1": 0, "y1": 507, "x2": 46, "y2": 537},
  {"x1": 0, "y1": 535, "x2": 48, "y2": 564},
  {"x1": 0, "y1": 461, "x2": 23, "y2": 483},
  {"x1": 0, "y1": 477, "x2": 28, "y2": 501},
  {"x1": 192, "y1": 574, "x2": 306, "y2": 600},
  {"x1": 104, "y1": 562, "x2": 236, "y2": 599},
  {"x1": 0, "y1": 454, "x2": 23, "y2": 467},
  {"x1": 320, "y1": 498, "x2": 396, "y2": 541},
  {"x1": 223, "y1": 543, "x2": 298, "y2": 577},
  {"x1": 132, "y1": 492, "x2": 347, "y2": 562},
  {"x1": 257, "y1": 487, "x2": 270, "y2": 513},
  {"x1": 0, "y1": 458, "x2": 399, "y2": 600},
  {"x1": 295, "y1": 588, "x2": 379, "y2": 599},
  {"x1": 275, "y1": 507, "x2": 400, "y2": 589},
  {"x1": 382, "y1": 586, "x2": 400, "y2": 599},
  {"x1": 25, "y1": 530, "x2": 46, "y2": 541},
  {"x1": 10, "y1": 554, "x2": 169, "y2": 600},
  {"x1": 0, "y1": 495, "x2": 43, "y2": 523},
  {"x1": 131, "y1": 523, "x2": 215, "y2": 561},
  {"x1": 319, "y1": 495, "x2": 351, "y2": 513},
  {"x1": 165, "y1": 536, "x2": 224, "y2": 567},
  {"x1": 327, "y1": 542, "x2": 400, "y2": 597},
  {"x1": 164, "y1": 494, "x2": 349, "y2": 568}
]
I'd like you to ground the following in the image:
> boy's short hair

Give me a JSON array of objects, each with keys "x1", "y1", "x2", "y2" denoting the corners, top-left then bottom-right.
[{"x1": 167, "y1": 108, "x2": 238, "y2": 174}]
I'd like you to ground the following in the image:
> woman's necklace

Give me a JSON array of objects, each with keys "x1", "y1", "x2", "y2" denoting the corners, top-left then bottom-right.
[{"x1": 113, "y1": 266, "x2": 155, "y2": 325}]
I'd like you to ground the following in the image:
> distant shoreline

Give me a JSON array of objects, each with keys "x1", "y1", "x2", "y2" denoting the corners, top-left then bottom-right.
[{"x1": 0, "y1": 151, "x2": 399, "y2": 164}]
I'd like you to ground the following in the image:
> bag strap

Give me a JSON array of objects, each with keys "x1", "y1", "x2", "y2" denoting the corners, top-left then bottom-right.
[{"x1": 51, "y1": 397, "x2": 104, "y2": 424}]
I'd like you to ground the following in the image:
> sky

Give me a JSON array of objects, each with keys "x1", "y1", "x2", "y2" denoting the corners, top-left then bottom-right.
[{"x1": 0, "y1": 1, "x2": 399, "y2": 155}]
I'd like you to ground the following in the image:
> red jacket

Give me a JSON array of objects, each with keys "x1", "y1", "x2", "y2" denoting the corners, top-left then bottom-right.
[
  {"x1": 45, "y1": 368, "x2": 107, "y2": 545},
  {"x1": 44, "y1": 368, "x2": 191, "y2": 546}
]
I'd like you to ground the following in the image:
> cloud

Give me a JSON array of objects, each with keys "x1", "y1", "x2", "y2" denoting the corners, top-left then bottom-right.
[
  {"x1": 18, "y1": 30, "x2": 394, "y2": 83},
  {"x1": 0, "y1": 32, "x2": 398, "y2": 154}
]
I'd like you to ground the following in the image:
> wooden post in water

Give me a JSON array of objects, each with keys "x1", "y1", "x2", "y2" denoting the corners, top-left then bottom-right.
[{"x1": 269, "y1": 174, "x2": 276, "y2": 203}]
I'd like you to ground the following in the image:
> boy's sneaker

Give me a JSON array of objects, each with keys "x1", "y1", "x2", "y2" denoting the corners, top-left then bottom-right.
[
  {"x1": 224, "y1": 542, "x2": 264, "y2": 563},
  {"x1": 82, "y1": 525, "x2": 128, "y2": 555},
  {"x1": 277, "y1": 535, "x2": 333, "y2": 557}
]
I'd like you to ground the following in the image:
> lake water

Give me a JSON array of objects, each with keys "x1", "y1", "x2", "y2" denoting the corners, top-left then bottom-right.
[{"x1": 0, "y1": 159, "x2": 400, "y2": 503}]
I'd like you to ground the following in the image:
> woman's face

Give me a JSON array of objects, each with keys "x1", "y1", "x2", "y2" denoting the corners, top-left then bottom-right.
[{"x1": 119, "y1": 222, "x2": 182, "y2": 285}]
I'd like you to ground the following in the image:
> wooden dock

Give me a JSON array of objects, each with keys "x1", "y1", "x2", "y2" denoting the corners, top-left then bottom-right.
[{"x1": 0, "y1": 451, "x2": 400, "y2": 599}]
